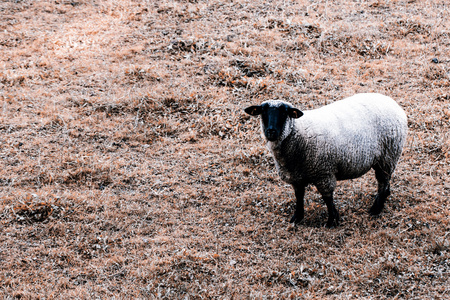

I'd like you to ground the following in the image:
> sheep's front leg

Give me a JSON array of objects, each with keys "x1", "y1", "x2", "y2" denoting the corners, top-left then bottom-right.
[
  {"x1": 323, "y1": 195, "x2": 339, "y2": 228},
  {"x1": 316, "y1": 178, "x2": 339, "y2": 228},
  {"x1": 290, "y1": 184, "x2": 306, "y2": 224}
]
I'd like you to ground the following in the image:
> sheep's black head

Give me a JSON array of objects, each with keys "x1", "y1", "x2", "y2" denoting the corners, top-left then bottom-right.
[{"x1": 244, "y1": 100, "x2": 303, "y2": 142}]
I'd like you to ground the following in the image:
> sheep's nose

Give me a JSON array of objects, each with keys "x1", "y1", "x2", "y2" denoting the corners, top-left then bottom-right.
[{"x1": 265, "y1": 129, "x2": 278, "y2": 141}]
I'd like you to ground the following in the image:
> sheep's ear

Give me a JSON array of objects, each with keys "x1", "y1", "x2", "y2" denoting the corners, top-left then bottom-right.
[
  {"x1": 288, "y1": 107, "x2": 303, "y2": 119},
  {"x1": 244, "y1": 105, "x2": 262, "y2": 116}
]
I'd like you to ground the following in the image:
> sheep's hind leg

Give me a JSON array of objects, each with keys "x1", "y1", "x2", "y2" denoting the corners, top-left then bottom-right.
[
  {"x1": 369, "y1": 165, "x2": 392, "y2": 215},
  {"x1": 290, "y1": 184, "x2": 306, "y2": 224}
]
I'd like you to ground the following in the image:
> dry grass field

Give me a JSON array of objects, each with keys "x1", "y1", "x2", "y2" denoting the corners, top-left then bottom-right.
[{"x1": 1, "y1": 0, "x2": 449, "y2": 298}]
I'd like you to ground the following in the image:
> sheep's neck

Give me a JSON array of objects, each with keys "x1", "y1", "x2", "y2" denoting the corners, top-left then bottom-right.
[{"x1": 267, "y1": 132, "x2": 308, "y2": 184}]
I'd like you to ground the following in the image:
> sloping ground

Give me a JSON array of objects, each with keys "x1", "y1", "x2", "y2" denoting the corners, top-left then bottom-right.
[{"x1": 0, "y1": 0, "x2": 449, "y2": 298}]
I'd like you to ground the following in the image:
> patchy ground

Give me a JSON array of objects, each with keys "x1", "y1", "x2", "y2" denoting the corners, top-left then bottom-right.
[{"x1": 0, "y1": 0, "x2": 449, "y2": 298}]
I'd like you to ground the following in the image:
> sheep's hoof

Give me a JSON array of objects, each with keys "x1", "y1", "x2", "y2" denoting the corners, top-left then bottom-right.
[
  {"x1": 290, "y1": 213, "x2": 304, "y2": 224},
  {"x1": 326, "y1": 211, "x2": 340, "y2": 228},
  {"x1": 369, "y1": 195, "x2": 384, "y2": 215},
  {"x1": 369, "y1": 205, "x2": 382, "y2": 216},
  {"x1": 326, "y1": 218, "x2": 339, "y2": 228}
]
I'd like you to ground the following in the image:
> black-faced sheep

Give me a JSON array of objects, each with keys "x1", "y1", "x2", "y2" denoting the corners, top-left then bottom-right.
[{"x1": 244, "y1": 93, "x2": 407, "y2": 227}]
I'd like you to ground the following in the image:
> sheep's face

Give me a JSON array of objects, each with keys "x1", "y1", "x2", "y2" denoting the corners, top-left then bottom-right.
[{"x1": 244, "y1": 100, "x2": 303, "y2": 142}]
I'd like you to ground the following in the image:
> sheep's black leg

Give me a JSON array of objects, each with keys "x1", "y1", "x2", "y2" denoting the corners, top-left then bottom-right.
[
  {"x1": 290, "y1": 184, "x2": 305, "y2": 224},
  {"x1": 369, "y1": 165, "x2": 391, "y2": 215},
  {"x1": 323, "y1": 195, "x2": 339, "y2": 228},
  {"x1": 316, "y1": 179, "x2": 339, "y2": 228}
]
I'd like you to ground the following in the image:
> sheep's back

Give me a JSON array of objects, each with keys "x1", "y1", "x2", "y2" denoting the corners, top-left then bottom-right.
[{"x1": 295, "y1": 93, "x2": 407, "y2": 180}]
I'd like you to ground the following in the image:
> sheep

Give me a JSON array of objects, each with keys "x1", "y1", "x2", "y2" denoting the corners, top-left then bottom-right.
[{"x1": 244, "y1": 93, "x2": 407, "y2": 227}]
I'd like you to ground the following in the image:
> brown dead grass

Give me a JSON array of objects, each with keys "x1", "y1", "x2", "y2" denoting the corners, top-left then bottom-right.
[{"x1": 1, "y1": 0, "x2": 449, "y2": 298}]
